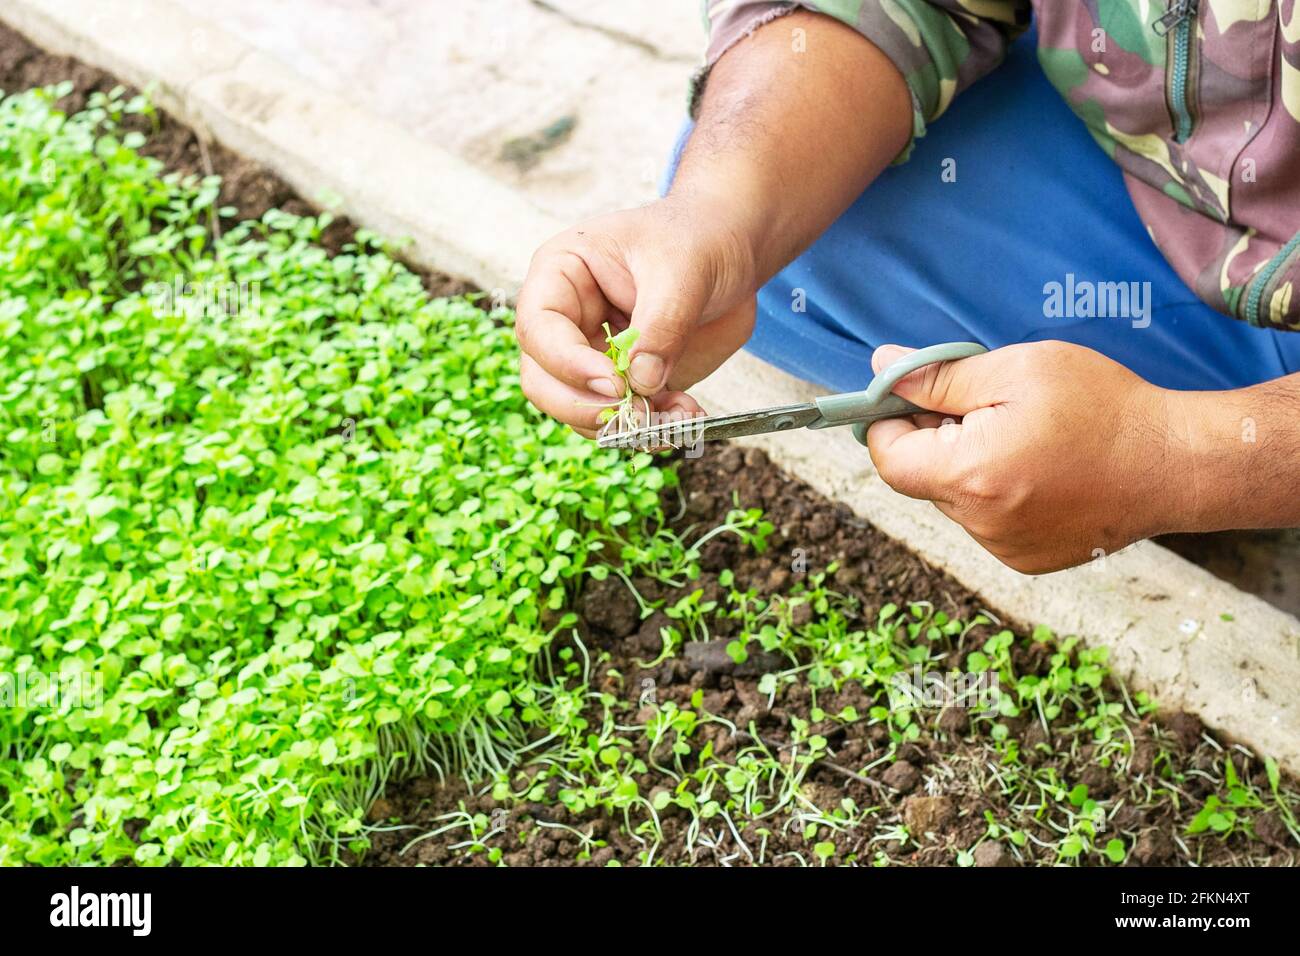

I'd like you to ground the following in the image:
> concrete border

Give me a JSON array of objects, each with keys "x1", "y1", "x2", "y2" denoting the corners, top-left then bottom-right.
[
  {"x1": 0, "y1": 0, "x2": 565, "y2": 296},
  {"x1": 5, "y1": 0, "x2": 1299, "y2": 773}
]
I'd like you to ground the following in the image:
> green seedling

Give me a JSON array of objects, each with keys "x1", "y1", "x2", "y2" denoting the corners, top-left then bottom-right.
[{"x1": 595, "y1": 323, "x2": 649, "y2": 432}]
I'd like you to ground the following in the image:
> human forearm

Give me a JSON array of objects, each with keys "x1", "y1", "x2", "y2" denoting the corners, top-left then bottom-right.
[
  {"x1": 1166, "y1": 375, "x2": 1300, "y2": 532},
  {"x1": 670, "y1": 10, "x2": 912, "y2": 287}
]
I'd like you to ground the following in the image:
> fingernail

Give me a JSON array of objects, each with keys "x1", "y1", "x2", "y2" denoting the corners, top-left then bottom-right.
[
  {"x1": 629, "y1": 353, "x2": 666, "y2": 392},
  {"x1": 587, "y1": 377, "x2": 619, "y2": 398},
  {"x1": 872, "y1": 344, "x2": 911, "y2": 371}
]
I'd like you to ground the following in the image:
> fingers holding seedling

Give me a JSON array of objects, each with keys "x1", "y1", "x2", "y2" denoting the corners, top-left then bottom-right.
[
  {"x1": 596, "y1": 323, "x2": 642, "y2": 426},
  {"x1": 516, "y1": 247, "x2": 624, "y2": 396},
  {"x1": 594, "y1": 324, "x2": 656, "y2": 436},
  {"x1": 520, "y1": 324, "x2": 706, "y2": 442},
  {"x1": 520, "y1": 355, "x2": 617, "y2": 433},
  {"x1": 590, "y1": 324, "x2": 709, "y2": 448}
]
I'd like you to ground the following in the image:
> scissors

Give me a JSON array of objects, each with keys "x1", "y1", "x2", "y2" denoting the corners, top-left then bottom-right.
[{"x1": 596, "y1": 341, "x2": 987, "y2": 450}]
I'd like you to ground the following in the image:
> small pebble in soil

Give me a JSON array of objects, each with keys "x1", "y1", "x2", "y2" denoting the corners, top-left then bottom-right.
[
  {"x1": 902, "y1": 795, "x2": 955, "y2": 839},
  {"x1": 937, "y1": 706, "x2": 969, "y2": 737},
  {"x1": 1133, "y1": 828, "x2": 1176, "y2": 865},
  {"x1": 632, "y1": 611, "x2": 670, "y2": 656},
  {"x1": 974, "y1": 841, "x2": 1015, "y2": 867},
  {"x1": 683, "y1": 639, "x2": 784, "y2": 677},
  {"x1": 1253, "y1": 810, "x2": 1290, "y2": 849},
  {"x1": 579, "y1": 576, "x2": 639, "y2": 637},
  {"x1": 733, "y1": 679, "x2": 765, "y2": 710},
  {"x1": 699, "y1": 536, "x2": 736, "y2": 571},
  {"x1": 1020, "y1": 723, "x2": 1049, "y2": 754},
  {"x1": 898, "y1": 742, "x2": 927, "y2": 764},
  {"x1": 807, "y1": 511, "x2": 836, "y2": 542},
  {"x1": 1080, "y1": 764, "x2": 1117, "y2": 799},
  {"x1": 686, "y1": 491, "x2": 718, "y2": 519},
  {"x1": 882, "y1": 761, "x2": 921, "y2": 794},
  {"x1": 718, "y1": 447, "x2": 744, "y2": 474}
]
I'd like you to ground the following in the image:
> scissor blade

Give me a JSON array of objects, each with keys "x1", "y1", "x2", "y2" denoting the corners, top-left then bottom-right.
[{"x1": 597, "y1": 402, "x2": 822, "y2": 449}]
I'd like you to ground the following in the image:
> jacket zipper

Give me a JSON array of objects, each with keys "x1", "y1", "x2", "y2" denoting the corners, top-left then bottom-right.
[
  {"x1": 1154, "y1": 0, "x2": 1200, "y2": 143},
  {"x1": 1244, "y1": 231, "x2": 1300, "y2": 327}
]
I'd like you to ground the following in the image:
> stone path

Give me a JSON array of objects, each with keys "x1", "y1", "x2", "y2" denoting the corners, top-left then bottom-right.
[{"x1": 169, "y1": 0, "x2": 703, "y2": 221}]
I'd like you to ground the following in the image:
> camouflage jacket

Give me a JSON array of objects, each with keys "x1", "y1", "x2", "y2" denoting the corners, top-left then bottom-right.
[{"x1": 698, "y1": 1, "x2": 1300, "y2": 332}]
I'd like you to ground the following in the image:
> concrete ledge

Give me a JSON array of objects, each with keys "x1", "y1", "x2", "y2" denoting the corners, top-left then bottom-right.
[
  {"x1": 5, "y1": 0, "x2": 1299, "y2": 774},
  {"x1": 1, "y1": 0, "x2": 565, "y2": 295}
]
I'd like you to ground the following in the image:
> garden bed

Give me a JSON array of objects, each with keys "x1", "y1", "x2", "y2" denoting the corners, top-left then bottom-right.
[
  {"x1": 2, "y1": 22, "x2": 1297, "y2": 868},
  {"x1": 363, "y1": 449, "x2": 1298, "y2": 867}
]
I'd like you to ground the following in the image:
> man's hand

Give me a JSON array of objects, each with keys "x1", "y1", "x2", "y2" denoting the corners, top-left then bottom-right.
[
  {"x1": 516, "y1": 197, "x2": 757, "y2": 438},
  {"x1": 515, "y1": 9, "x2": 912, "y2": 438},
  {"x1": 866, "y1": 341, "x2": 1183, "y2": 574}
]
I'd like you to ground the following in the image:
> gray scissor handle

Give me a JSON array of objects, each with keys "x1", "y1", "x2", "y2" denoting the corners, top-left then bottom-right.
[{"x1": 809, "y1": 342, "x2": 988, "y2": 446}]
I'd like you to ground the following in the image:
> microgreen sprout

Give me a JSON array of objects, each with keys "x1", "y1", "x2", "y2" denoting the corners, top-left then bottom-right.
[{"x1": 594, "y1": 322, "x2": 652, "y2": 436}]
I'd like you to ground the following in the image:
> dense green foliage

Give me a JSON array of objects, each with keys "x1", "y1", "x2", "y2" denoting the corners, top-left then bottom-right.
[{"x1": 0, "y1": 85, "x2": 677, "y2": 864}]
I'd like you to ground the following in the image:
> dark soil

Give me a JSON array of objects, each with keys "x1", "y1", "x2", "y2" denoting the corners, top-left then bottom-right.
[{"x1": 5, "y1": 19, "x2": 1297, "y2": 868}]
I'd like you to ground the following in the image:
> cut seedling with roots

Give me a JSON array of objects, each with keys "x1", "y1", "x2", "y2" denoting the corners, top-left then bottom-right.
[
  {"x1": 593, "y1": 323, "x2": 697, "y2": 451},
  {"x1": 593, "y1": 323, "x2": 653, "y2": 442}
]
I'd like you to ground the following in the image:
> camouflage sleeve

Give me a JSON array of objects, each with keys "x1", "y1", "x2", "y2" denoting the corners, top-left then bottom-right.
[{"x1": 694, "y1": 0, "x2": 1032, "y2": 162}]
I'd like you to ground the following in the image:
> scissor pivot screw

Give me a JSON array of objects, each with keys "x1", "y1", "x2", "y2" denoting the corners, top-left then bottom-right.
[{"x1": 773, "y1": 415, "x2": 796, "y2": 430}]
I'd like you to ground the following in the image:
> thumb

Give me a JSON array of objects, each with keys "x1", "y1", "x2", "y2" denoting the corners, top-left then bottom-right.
[
  {"x1": 866, "y1": 418, "x2": 962, "y2": 502},
  {"x1": 625, "y1": 263, "x2": 713, "y2": 395},
  {"x1": 871, "y1": 344, "x2": 993, "y2": 417}
]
